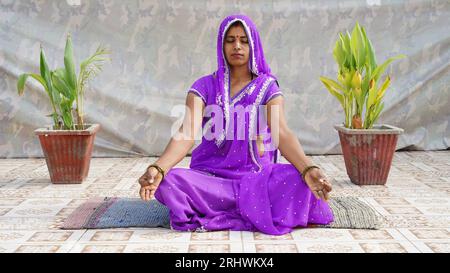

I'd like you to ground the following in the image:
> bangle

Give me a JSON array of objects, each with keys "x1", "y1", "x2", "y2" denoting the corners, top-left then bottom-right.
[
  {"x1": 301, "y1": 165, "x2": 320, "y2": 181},
  {"x1": 147, "y1": 164, "x2": 165, "y2": 180}
]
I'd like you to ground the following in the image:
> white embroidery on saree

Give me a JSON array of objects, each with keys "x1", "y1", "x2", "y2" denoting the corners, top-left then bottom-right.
[
  {"x1": 231, "y1": 83, "x2": 257, "y2": 106},
  {"x1": 215, "y1": 18, "x2": 259, "y2": 148},
  {"x1": 188, "y1": 88, "x2": 207, "y2": 104}
]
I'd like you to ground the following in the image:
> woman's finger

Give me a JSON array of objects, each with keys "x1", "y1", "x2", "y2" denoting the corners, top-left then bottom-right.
[
  {"x1": 146, "y1": 189, "x2": 152, "y2": 201},
  {"x1": 319, "y1": 177, "x2": 328, "y2": 184},
  {"x1": 324, "y1": 179, "x2": 333, "y2": 192},
  {"x1": 139, "y1": 187, "x2": 145, "y2": 200},
  {"x1": 318, "y1": 190, "x2": 326, "y2": 201},
  {"x1": 323, "y1": 189, "x2": 330, "y2": 201},
  {"x1": 311, "y1": 189, "x2": 321, "y2": 200},
  {"x1": 138, "y1": 177, "x2": 147, "y2": 186},
  {"x1": 319, "y1": 178, "x2": 332, "y2": 192}
]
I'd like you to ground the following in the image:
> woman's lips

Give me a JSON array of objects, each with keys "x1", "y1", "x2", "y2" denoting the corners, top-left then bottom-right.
[{"x1": 231, "y1": 53, "x2": 244, "y2": 59}]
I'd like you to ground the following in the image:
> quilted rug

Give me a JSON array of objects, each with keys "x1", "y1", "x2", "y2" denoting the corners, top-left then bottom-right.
[{"x1": 61, "y1": 196, "x2": 382, "y2": 230}]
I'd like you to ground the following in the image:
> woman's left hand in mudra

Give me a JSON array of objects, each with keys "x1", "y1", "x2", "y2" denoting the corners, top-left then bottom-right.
[
  {"x1": 303, "y1": 168, "x2": 333, "y2": 202},
  {"x1": 138, "y1": 166, "x2": 163, "y2": 201}
]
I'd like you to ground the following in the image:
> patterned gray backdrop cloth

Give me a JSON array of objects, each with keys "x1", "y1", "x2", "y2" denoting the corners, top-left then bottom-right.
[{"x1": 0, "y1": 0, "x2": 449, "y2": 158}]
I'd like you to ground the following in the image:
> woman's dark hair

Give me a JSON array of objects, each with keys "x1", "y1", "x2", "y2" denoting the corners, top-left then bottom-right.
[
  {"x1": 229, "y1": 21, "x2": 244, "y2": 29},
  {"x1": 225, "y1": 21, "x2": 245, "y2": 38}
]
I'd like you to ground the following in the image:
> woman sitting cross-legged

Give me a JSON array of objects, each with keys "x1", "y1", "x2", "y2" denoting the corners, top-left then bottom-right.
[{"x1": 138, "y1": 14, "x2": 334, "y2": 235}]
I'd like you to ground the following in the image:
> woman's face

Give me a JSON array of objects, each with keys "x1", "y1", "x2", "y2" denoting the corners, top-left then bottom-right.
[{"x1": 223, "y1": 24, "x2": 250, "y2": 68}]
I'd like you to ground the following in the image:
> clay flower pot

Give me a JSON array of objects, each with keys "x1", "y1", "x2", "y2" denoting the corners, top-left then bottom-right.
[
  {"x1": 34, "y1": 124, "x2": 100, "y2": 184},
  {"x1": 335, "y1": 124, "x2": 403, "y2": 185}
]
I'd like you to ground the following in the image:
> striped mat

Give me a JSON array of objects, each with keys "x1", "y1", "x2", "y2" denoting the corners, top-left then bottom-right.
[{"x1": 61, "y1": 196, "x2": 382, "y2": 230}]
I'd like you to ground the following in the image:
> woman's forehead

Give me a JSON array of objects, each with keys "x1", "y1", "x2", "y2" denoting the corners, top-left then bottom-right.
[{"x1": 226, "y1": 25, "x2": 247, "y2": 37}]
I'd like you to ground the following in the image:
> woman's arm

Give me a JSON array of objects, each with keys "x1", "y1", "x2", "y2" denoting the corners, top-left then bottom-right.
[
  {"x1": 153, "y1": 93, "x2": 206, "y2": 173},
  {"x1": 139, "y1": 93, "x2": 205, "y2": 201},
  {"x1": 266, "y1": 96, "x2": 332, "y2": 201},
  {"x1": 265, "y1": 96, "x2": 313, "y2": 172}
]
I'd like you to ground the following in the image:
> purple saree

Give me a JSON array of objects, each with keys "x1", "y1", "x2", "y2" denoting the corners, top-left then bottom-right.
[{"x1": 154, "y1": 14, "x2": 334, "y2": 235}]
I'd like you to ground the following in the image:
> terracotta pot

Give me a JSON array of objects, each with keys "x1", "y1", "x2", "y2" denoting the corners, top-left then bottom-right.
[
  {"x1": 335, "y1": 124, "x2": 403, "y2": 186},
  {"x1": 34, "y1": 124, "x2": 100, "y2": 184}
]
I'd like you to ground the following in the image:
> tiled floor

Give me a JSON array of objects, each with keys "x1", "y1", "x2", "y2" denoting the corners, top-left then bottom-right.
[{"x1": 0, "y1": 151, "x2": 449, "y2": 253}]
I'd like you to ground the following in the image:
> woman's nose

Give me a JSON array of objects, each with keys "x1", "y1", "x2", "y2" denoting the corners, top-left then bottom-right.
[{"x1": 233, "y1": 41, "x2": 241, "y2": 50}]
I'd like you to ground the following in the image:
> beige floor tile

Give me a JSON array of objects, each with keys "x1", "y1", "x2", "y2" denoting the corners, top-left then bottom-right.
[
  {"x1": 188, "y1": 243, "x2": 242, "y2": 253},
  {"x1": 0, "y1": 208, "x2": 13, "y2": 216},
  {"x1": 0, "y1": 244, "x2": 21, "y2": 253},
  {"x1": 5, "y1": 206, "x2": 65, "y2": 218},
  {"x1": 0, "y1": 199, "x2": 25, "y2": 206},
  {"x1": 295, "y1": 242, "x2": 364, "y2": 253},
  {"x1": 56, "y1": 207, "x2": 76, "y2": 218},
  {"x1": 13, "y1": 243, "x2": 75, "y2": 253},
  {"x1": 26, "y1": 230, "x2": 85, "y2": 243},
  {"x1": 408, "y1": 240, "x2": 450, "y2": 253},
  {"x1": 422, "y1": 241, "x2": 450, "y2": 253},
  {"x1": 71, "y1": 244, "x2": 127, "y2": 253},
  {"x1": 359, "y1": 241, "x2": 420, "y2": 253},
  {"x1": 252, "y1": 232, "x2": 294, "y2": 241},
  {"x1": 18, "y1": 198, "x2": 72, "y2": 207},
  {"x1": 0, "y1": 217, "x2": 57, "y2": 230},
  {"x1": 291, "y1": 228, "x2": 354, "y2": 242},
  {"x1": 408, "y1": 228, "x2": 450, "y2": 240},
  {"x1": 190, "y1": 230, "x2": 242, "y2": 242},
  {"x1": 415, "y1": 206, "x2": 450, "y2": 215},
  {"x1": 0, "y1": 230, "x2": 35, "y2": 243},
  {"x1": 65, "y1": 198, "x2": 90, "y2": 207},
  {"x1": 373, "y1": 197, "x2": 411, "y2": 206},
  {"x1": 385, "y1": 215, "x2": 450, "y2": 228},
  {"x1": 0, "y1": 151, "x2": 448, "y2": 252},
  {"x1": 404, "y1": 197, "x2": 450, "y2": 206},
  {"x1": 397, "y1": 228, "x2": 450, "y2": 241},
  {"x1": 383, "y1": 206, "x2": 423, "y2": 215},
  {"x1": 349, "y1": 229, "x2": 395, "y2": 240},
  {"x1": 124, "y1": 243, "x2": 190, "y2": 253},
  {"x1": 242, "y1": 243, "x2": 298, "y2": 253},
  {"x1": 14, "y1": 244, "x2": 61, "y2": 253},
  {"x1": 128, "y1": 228, "x2": 192, "y2": 243},
  {"x1": 79, "y1": 230, "x2": 135, "y2": 242}
]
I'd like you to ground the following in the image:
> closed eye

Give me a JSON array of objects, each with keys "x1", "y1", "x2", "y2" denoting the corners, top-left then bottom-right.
[{"x1": 225, "y1": 38, "x2": 249, "y2": 43}]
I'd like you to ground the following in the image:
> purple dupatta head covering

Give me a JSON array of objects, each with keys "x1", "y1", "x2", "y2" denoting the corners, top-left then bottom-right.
[{"x1": 214, "y1": 14, "x2": 277, "y2": 148}]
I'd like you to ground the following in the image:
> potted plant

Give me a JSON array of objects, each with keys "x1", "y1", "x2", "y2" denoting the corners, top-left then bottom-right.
[
  {"x1": 17, "y1": 35, "x2": 110, "y2": 184},
  {"x1": 320, "y1": 22, "x2": 406, "y2": 185}
]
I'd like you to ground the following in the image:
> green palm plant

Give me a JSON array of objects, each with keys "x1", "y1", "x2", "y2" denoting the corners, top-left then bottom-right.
[
  {"x1": 320, "y1": 22, "x2": 406, "y2": 129},
  {"x1": 17, "y1": 35, "x2": 110, "y2": 130}
]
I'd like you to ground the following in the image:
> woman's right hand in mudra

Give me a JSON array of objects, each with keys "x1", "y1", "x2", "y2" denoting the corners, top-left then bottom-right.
[{"x1": 138, "y1": 166, "x2": 163, "y2": 201}]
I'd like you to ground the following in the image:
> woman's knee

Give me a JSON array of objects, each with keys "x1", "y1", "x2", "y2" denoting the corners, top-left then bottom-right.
[{"x1": 160, "y1": 167, "x2": 188, "y2": 187}]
